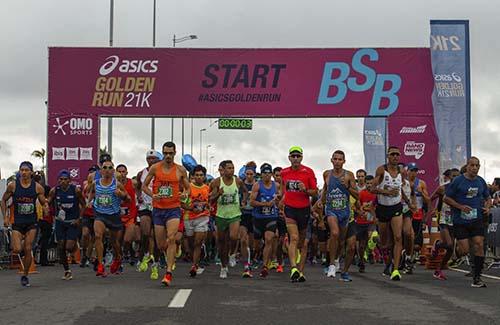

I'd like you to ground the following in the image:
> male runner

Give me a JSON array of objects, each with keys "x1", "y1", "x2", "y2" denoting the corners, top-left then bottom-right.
[
  {"x1": 183, "y1": 165, "x2": 210, "y2": 277},
  {"x1": 136, "y1": 150, "x2": 162, "y2": 279},
  {"x1": 1, "y1": 161, "x2": 48, "y2": 287},
  {"x1": 88, "y1": 160, "x2": 130, "y2": 277},
  {"x1": 116, "y1": 164, "x2": 138, "y2": 266},
  {"x1": 81, "y1": 165, "x2": 99, "y2": 268},
  {"x1": 356, "y1": 175, "x2": 377, "y2": 273},
  {"x1": 239, "y1": 161, "x2": 257, "y2": 277},
  {"x1": 407, "y1": 162, "x2": 431, "y2": 258},
  {"x1": 250, "y1": 163, "x2": 279, "y2": 278},
  {"x1": 48, "y1": 170, "x2": 85, "y2": 280},
  {"x1": 142, "y1": 142, "x2": 190, "y2": 286},
  {"x1": 444, "y1": 157, "x2": 491, "y2": 287},
  {"x1": 319, "y1": 150, "x2": 358, "y2": 278},
  {"x1": 371, "y1": 146, "x2": 409, "y2": 281},
  {"x1": 430, "y1": 168, "x2": 460, "y2": 280},
  {"x1": 209, "y1": 160, "x2": 248, "y2": 279},
  {"x1": 399, "y1": 163, "x2": 417, "y2": 274},
  {"x1": 356, "y1": 169, "x2": 367, "y2": 191},
  {"x1": 280, "y1": 146, "x2": 318, "y2": 282}
]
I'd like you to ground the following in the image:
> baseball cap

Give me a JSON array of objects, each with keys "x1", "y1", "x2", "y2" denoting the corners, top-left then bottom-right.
[
  {"x1": 58, "y1": 169, "x2": 70, "y2": 179},
  {"x1": 260, "y1": 163, "x2": 273, "y2": 174},
  {"x1": 407, "y1": 162, "x2": 419, "y2": 170},
  {"x1": 289, "y1": 146, "x2": 303, "y2": 155},
  {"x1": 146, "y1": 149, "x2": 163, "y2": 160}
]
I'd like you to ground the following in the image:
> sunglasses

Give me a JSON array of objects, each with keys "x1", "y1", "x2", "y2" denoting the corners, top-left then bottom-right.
[
  {"x1": 59, "y1": 177, "x2": 69, "y2": 181},
  {"x1": 102, "y1": 166, "x2": 114, "y2": 170},
  {"x1": 290, "y1": 154, "x2": 302, "y2": 158},
  {"x1": 389, "y1": 152, "x2": 400, "y2": 156}
]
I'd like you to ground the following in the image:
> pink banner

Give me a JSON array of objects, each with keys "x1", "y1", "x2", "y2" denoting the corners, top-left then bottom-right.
[
  {"x1": 47, "y1": 47, "x2": 435, "y2": 186},
  {"x1": 387, "y1": 116, "x2": 439, "y2": 191},
  {"x1": 48, "y1": 47, "x2": 433, "y2": 117}
]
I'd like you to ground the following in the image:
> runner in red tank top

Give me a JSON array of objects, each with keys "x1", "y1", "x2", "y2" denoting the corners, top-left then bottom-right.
[{"x1": 117, "y1": 164, "x2": 139, "y2": 268}]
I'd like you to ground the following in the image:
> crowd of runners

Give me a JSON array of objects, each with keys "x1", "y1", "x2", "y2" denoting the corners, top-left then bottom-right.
[{"x1": 1, "y1": 142, "x2": 495, "y2": 289}]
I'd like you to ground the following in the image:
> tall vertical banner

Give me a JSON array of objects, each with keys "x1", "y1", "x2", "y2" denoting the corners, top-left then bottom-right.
[
  {"x1": 363, "y1": 118, "x2": 386, "y2": 175},
  {"x1": 430, "y1": 20, "x2": 471, "y2": 177}
]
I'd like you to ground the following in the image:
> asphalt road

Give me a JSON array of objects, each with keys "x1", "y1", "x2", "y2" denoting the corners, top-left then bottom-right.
[{"x1": 1, "y1": 261, "x2": 500, "y2": 325}]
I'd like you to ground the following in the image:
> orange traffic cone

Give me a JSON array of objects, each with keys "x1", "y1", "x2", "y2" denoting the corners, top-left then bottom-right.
[{"x1": 18, "y1": 253, "x2": 39, "y2": 274}]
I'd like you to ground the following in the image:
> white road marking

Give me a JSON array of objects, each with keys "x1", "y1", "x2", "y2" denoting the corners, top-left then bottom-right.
[
  {"x1": 450, "y1": 267, "x2": 500, "y2": 281},
  {"x1": 168, "y1": 289, "x2": 192, "y2": 308}
]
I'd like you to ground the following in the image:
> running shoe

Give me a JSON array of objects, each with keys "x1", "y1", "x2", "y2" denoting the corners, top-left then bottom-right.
[
  {"x1": 448, "y1": 258, "x2": 460, "y2": 268},
  {"x1": 290, "y1": 267, "x2": 301, "y2": 282},
  {"x1": 80, "y1": 256, "x2": 89, "y2": 268},
  {"x1": 465, "y1": 271, "x2": 473, "y2": 277},
  {"x1": 21, "y1": 275, "x2": 30, "y2": 287},
  {"x1": 62, "y1": 270, "x2": 73, "y2": 280},
  {"x1": 431, "y1": 240, "x2": 441, "y2": 258},
  {"x1": 327, "y1": 265, "x2": 336, "y2": 278},
  {"x1": 150, "y1": 264, "x2": 159, "y2": 280},
  {"x1": 189, "y1": 265, "x2": 197, "y2": 278},
  {"x1": 471, "y1": 277, "x2": 486, "y2": 288},
  {"x1": 323, "y1": 266, "x2": 329, "y2": 275},
  {"x1": 268, "y1": 260, "x2": 278, "y2": 270},
  {"x1": 196, "y1": 266, "x2": 205, "y2": 275},
  {"x1": 96, "y1": 263, "x2": 107, "y2": 277},
  {"x1": 298, "y1": 272, "x2": 306, "y2": 282},
  {"x1": 276, "y1": 264, "x2": 284, "y2": 273},
  {"x1": 176, "y1": 245, "x2": 182, "y2": 259},
  {"x1": 220, "y1": 266, "x2": 228, "y2": 279},
  {"x1": 242, "y1": 268, "x2": 253, "y2": 278},
  {"x1": 260, "y1": 267, "x2": 269, "y2": 278},
  {"x1": 433, "y1": 270, "x2": 447, "y2": 280},
  {"x1": 138, "y1": 255, "x2": 150, "y2": 272},
  {"x1": 390, "y1": 269, "x2": 401, "y2": 281},
  {"x1": 162, "y1": 272, "x2": 172, "y2": 286},
  {"x1": 383, "y1": 263, "x2": 392, "y2": 276},
  {"x1": 340, "y1": 272, "x2": 352, "y2": 282},
  {"x1": 110, "y1": 259, "x2": 121, "y2": 275},
  {"x1": 229, "y1": 254, "x2": 237, "y2": 267}
]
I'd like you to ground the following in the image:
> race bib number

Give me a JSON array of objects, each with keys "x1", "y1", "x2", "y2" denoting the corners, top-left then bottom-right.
[
  {"x1": 262, "y1": 206, "x2": 273, "y2": 215},
  {"x1": 18, "y1": 203, "x2": 35, "y2": 215},
  {"x1": 56, "y1": 209, "x2": 66, "y2": 221},
  {"x1": 220, "y1": 193, "x2": 236, "y2": 205},
  {"x1": 193, "y1": 201, "x2": 206, "y2": 213},
  {"x1": 158, "y1": 185, "x2": 173, "y2": 198},
  {"x1": 97, "y1": 195, "x2": 112, "y2": 207},
  {"x1": 460, "y1": 208, "x2": 477, "y2": 220},
  {"x1": 286, "y1": 181, "x2": 302, "y2": 192}
]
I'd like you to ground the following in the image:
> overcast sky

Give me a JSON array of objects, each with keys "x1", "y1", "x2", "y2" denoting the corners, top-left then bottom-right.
[{"x1": 1, "y1": 0, "x2": 499, "y2": 185}]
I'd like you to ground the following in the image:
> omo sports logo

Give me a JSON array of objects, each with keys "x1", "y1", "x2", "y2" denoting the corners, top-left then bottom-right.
[
  {"x1": 317, "y1": 48, "x2": 402, "y2": 116},
  {"x1": 99, "y1": 55, "x2": 159, "y2": 76},
  {"x1": 404, "y1": 141, "x2": 425, "y2": 160},
  {"x1": 52, "y1": 117, "x2": 93, "y2": 136}
]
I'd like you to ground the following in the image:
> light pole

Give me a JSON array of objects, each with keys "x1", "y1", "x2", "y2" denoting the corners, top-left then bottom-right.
[
  {"x1": 199, "y1": 128, "x2": 206, "y2": 165},
  {"x1": 209, "y1": 156, "x2": 215, "y2": 174},
  {"x1": 151, "y1": 0, "x2": 157, "y2": 149},
  {"x1": 107, "y1": 0, "x2": 114, "y2": 156},
  {"x1": 205, "y1": 145, "x2": 212, "y2": 168},
  {"x1": 212, "y1": 164, "x2": 217, "y2": 176},
  {"x1": 173, "y1": 34, "x2": 198, "y2": 157}
]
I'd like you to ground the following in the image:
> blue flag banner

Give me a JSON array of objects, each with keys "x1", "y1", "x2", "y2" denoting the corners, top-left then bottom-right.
[
  {"x1": 363, "y1": 117, "x2": 386, "y2": 175},
  {"x1": 430, "y1": 20, "x2": 471, "y2": 176}
]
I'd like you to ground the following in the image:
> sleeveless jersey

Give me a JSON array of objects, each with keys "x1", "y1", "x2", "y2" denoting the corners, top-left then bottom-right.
[
  {"x1": 13, "y1": 179, "x2": 38, "y2": 224},
  {"x1": 93, "y1": 178, "x2": 121, "y2": 215},
  {"x1": 152, "y1": 163, "x2": 181, "y2": 209},
  {"x1": 139, "y1": 167, "x2": 153, "y2": 211},
  {"x1": 55, "y1": 184, "x2": 80, "y2": 223},
  {"x1": 412, "y1": 178, "x2": 424, "y2": 209},
  {"x1": 188, "y1": 184, "x2": 210, "y2": 220},
  {"x1": 377, "y1": 166, "x2": 402, "y2": 206},
  {"x1": 216, "y1": 176, "x2": 241, "y2": 219},
  {"x1": 253, "y1": 181, "x2": 278, "y2": 219},
  {"x1": 325, "y1": 170, "x2": 350, "y2": 219}
]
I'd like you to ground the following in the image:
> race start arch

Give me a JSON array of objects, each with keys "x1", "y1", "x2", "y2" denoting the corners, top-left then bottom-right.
[{"x1": 47, "y1": 47, "x2": 439, "y2": 188}]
